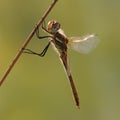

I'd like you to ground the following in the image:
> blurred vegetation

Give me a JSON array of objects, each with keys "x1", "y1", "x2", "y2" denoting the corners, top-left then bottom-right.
[{"x1": 0, "y1": 0, "x2": 120, "y2": 120}]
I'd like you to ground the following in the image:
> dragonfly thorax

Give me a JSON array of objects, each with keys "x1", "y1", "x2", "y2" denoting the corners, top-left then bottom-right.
[{"x1": 47, "y1": 20, "x2": 60, "y2": 34}]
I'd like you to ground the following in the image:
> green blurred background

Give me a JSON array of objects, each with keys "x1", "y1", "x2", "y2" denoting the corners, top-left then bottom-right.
[{"x1": 0, "y1": 0, "x2": 120, "y2": 120}]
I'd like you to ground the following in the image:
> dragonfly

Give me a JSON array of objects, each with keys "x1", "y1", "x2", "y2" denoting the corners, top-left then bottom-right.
[{"x1": 24, "y1": 20, "x2": 99, "y2": 108}]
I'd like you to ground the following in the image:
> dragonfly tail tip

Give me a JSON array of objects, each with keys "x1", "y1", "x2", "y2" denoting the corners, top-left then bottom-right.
[{"x1": 77, "y1": 104, "x2": 80, "y2": 109}]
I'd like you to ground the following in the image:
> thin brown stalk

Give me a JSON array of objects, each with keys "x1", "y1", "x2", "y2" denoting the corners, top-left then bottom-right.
[{"x1": 0, "y1": 0, "x2": 58, "y2": 86}]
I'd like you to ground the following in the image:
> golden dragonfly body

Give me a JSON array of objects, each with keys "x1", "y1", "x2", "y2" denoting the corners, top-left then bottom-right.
[{"x1": 25, "y1": 20, "x2": 99, "y2": 108}]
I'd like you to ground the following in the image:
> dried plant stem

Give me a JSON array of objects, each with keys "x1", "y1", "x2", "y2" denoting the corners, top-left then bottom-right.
[{"x1": 0, "y1": 0, "x2": 58, "y2": 86}]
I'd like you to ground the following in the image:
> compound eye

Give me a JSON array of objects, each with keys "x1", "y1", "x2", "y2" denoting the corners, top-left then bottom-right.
[
  {"x1": 53, "y1": 22, "x2": 60, "y2": 30},
  {"x1": 47, "y1": 20, "x2": 60, "y2": 34},
  {"x1": 51, "y1": 21, "x2": 60, "y2": 33}
]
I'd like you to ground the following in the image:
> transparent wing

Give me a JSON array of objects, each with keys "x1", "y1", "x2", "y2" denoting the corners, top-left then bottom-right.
[
  {"x1": 69, "y1": 34, "x2": 99, "y2": 54},
  {"x1": 58, "y1": 28, "x2": 66, "y2": 36}
]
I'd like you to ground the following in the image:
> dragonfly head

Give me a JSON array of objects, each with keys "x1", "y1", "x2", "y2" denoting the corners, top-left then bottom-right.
[{"x1": 47, "y1": 20, "x2": 60, "y2": 34}]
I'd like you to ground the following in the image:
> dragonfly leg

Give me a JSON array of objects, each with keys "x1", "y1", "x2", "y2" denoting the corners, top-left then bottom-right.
[
  {"x1": 41, "y1": 20, "x2": 49, "y2": 33},
  {"x1": 36, "y1": 23, "x2": 51, "y2": 39},
  {"x1": 41, "y1": 19, "x2": 46, "y2": 30},
  {"x1": 23, "y1": 42, "x2": 51, "y2": 57}
]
